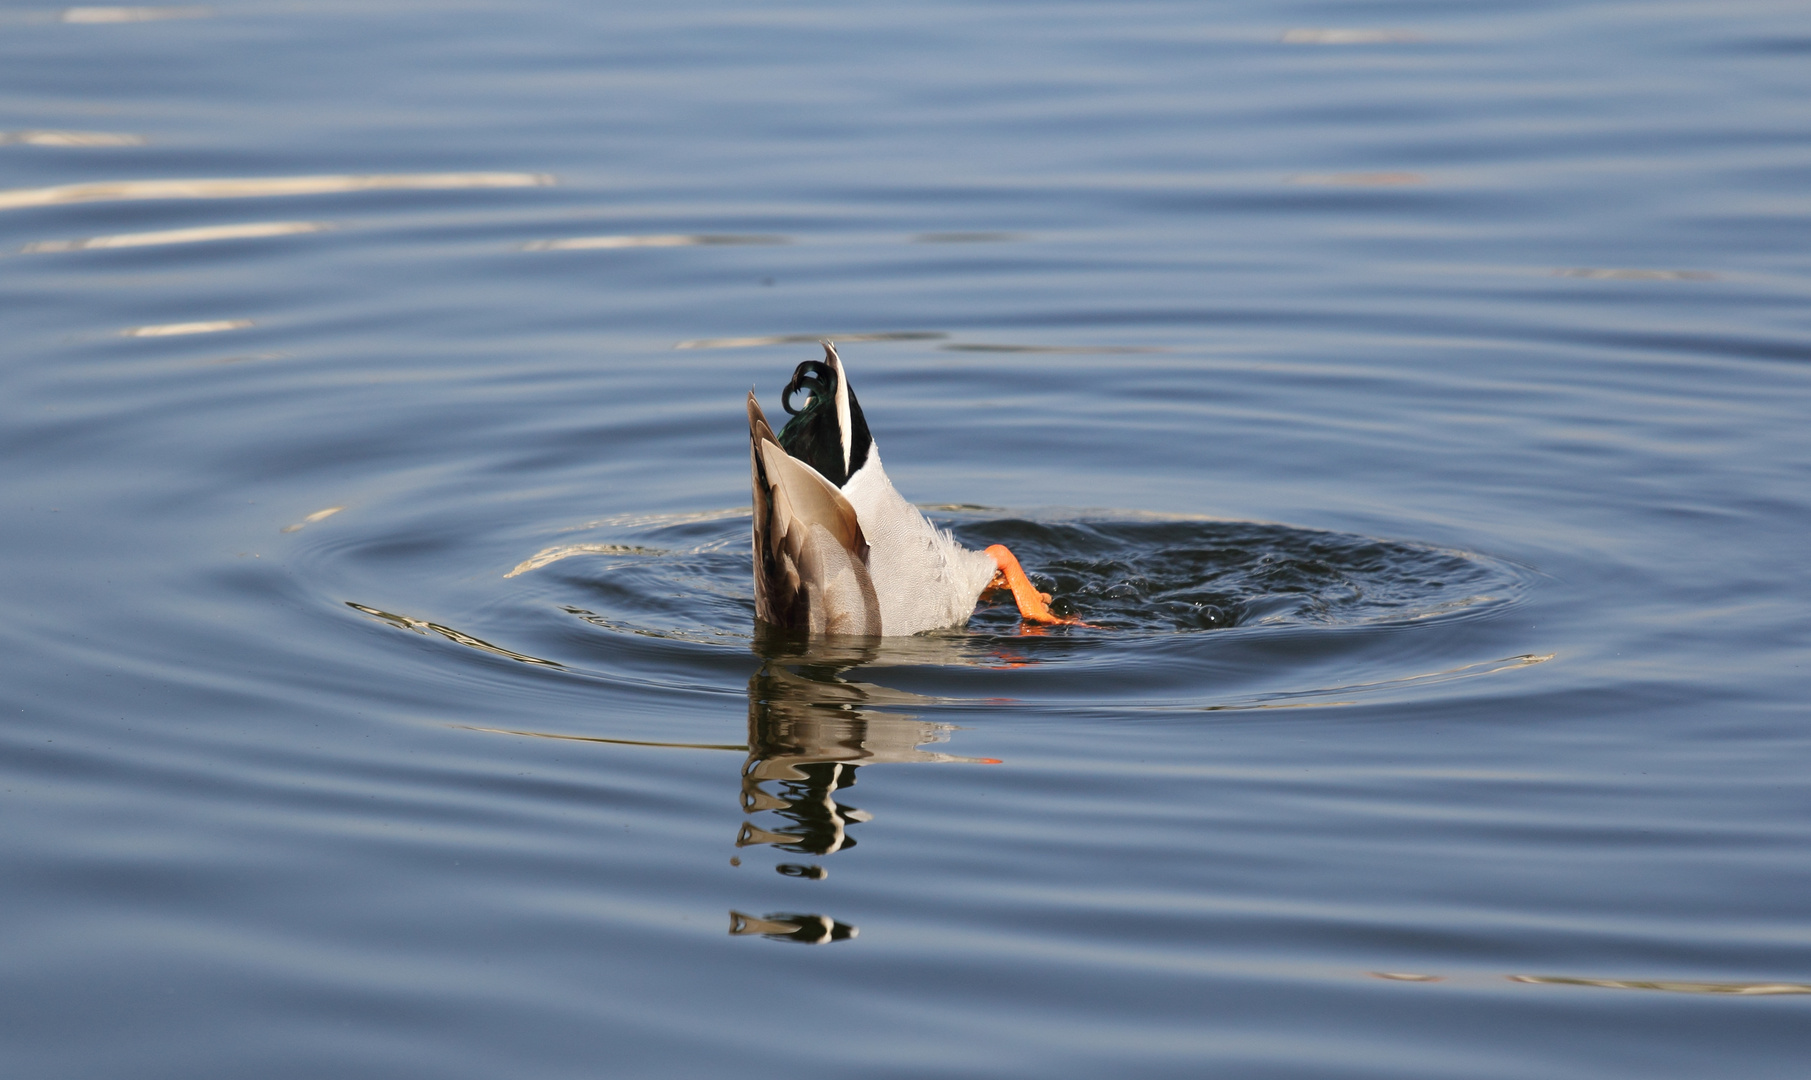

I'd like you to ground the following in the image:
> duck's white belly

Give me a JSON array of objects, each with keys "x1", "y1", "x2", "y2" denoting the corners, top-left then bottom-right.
[{"x1": 841, "y1": 450, "x2": 997, "y2": 636}]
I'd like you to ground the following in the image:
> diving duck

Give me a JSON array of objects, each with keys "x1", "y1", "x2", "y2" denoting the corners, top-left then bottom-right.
[{"x1": 747, "y1": 342, "x2": 1075, "y2": 635}]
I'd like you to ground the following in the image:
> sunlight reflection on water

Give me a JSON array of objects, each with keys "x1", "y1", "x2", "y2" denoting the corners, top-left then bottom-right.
[
  {"x1": 3, "y1": 1, "x2": 1809, "y2": 1076},
  {"x1": 0, "y1": 172, "x2": 553, "y2": 211}
]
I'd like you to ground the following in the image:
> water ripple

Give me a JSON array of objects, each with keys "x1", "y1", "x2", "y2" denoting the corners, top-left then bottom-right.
[
  {"x1": 0, "y1": 129, "x2": 144, "y2": 146},
  {"x1": 524, "y1": 233, "x2": 786, "y2": 251},
  {"x1": 25, "y1": 220, "x2": 327, "y2": 253},
  {"x1": 0, "y1": 172, "x2": 553, "y2": 212}
]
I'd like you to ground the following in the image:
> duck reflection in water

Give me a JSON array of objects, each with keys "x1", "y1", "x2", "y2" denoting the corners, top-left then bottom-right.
[
  {"x1": 730, "y1": 629, "x2": 1000, "y2": 943},
  {"x1": 727, "y1": 910, "x2": 858, "y2": 945}
]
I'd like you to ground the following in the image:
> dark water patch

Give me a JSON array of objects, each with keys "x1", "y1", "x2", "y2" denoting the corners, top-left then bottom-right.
[
  {"x1": 952, "y1": 517, "x2": 1526, "y2": 635},
  {"x1": 501, "y1": 509, "x2": 1526, "y2": 647}
]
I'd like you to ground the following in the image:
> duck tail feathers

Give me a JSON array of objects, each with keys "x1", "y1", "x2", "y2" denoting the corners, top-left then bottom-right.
[{"x1": 749, "y1": 393, "x2": 881, "y2": 635}]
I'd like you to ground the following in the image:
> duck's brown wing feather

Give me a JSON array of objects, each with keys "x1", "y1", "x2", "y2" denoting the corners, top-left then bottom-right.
[{"x1": 748, "y1": 393, "x2": 881, "y2": 635}]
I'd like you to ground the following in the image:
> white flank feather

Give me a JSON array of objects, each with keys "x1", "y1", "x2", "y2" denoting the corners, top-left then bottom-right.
[{"x1": 841, "y1": 447, "x2": 998, "y2": 636}]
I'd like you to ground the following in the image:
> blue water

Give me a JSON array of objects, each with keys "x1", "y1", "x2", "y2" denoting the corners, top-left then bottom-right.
[{"x1": 3, "y1": 2, "x2": 1809, "y2": 1077}]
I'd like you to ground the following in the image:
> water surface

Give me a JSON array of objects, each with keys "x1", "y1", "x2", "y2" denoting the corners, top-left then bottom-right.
[{"x1": 3, "y1": 2, "x2": 1809, "y2": 1077}]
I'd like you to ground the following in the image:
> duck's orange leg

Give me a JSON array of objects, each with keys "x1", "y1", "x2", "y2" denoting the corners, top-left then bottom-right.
[{"x1": 985, "y1": 544, "x2": 1083, "y2": 626}]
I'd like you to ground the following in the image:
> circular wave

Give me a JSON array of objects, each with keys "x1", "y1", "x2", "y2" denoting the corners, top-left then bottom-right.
[{"x1": 509, "y1": 508, "x2": 1527, "y2": 644}]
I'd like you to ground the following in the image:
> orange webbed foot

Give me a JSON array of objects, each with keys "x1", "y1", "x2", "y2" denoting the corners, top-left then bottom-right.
[{"x1": 985, "y1": 544, "x2": 1086, "y2": 626}]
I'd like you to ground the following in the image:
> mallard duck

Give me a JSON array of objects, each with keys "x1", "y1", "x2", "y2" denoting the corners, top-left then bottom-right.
[{"x1": 748, "y1": 342, "x2": 1076, "y2": 635}]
